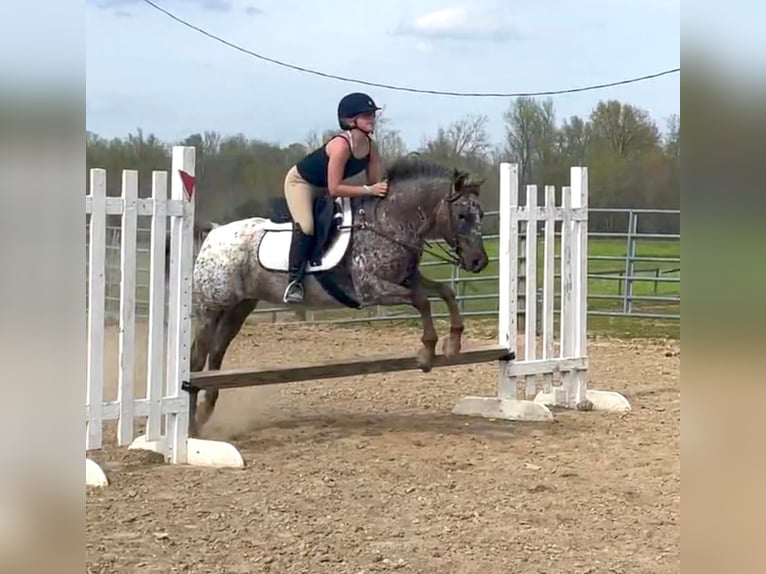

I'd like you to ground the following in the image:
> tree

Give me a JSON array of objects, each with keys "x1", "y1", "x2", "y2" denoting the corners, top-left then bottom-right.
[
  {"x1": 85, "y1": 94, "x2": 680, "y2": 234},
  {"x1": 664, "y1": 113, "x2": 680, "y2": 160},
  {"x1": 372, "y1": 113, "x2": 407, "y2": 163},
  {"x1": 502, "y1": 97, "x2": 557, "y2": 187},
  {"x1": 587, "y1": 100, "x2": 661, "y2": 159},
  {"x1": 419, "y1": 114, "x2": 492, "y2": 171}
]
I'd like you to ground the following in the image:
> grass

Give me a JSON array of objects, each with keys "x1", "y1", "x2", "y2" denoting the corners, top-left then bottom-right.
[
  {"x1": 291, "y1": 235, "x2": 680, "y2": 340},
  {"x1": 93, "y1": 235, "x2": 681, "y2": 341}
]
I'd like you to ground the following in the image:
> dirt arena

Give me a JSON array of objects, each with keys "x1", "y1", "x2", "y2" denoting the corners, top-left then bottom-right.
[{"x1": 86, "y1": 320, "x2": 680, "y2": 574}]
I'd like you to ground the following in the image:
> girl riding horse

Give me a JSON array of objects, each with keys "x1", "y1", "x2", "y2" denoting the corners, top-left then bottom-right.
[{"x1": 281, "y1": 92, "x2": 390, "y2": 303}]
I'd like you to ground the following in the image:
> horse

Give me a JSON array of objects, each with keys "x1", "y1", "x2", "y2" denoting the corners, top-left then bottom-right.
[{"x1": 188, "y1": 156, "x2": 489, "y2": 436}]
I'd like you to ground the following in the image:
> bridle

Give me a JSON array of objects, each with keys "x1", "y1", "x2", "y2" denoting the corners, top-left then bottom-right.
[
  {"x1": 426, "y1": 185, "x2": 467, "y2": 266},
  {"x1": 346, "y1": 178, "x2": 470, "y2": 268}
]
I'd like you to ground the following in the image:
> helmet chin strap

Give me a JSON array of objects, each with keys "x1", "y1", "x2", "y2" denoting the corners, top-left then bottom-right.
[{"x1": 353, "y1": 120, "x2": 374, "y2": 136}]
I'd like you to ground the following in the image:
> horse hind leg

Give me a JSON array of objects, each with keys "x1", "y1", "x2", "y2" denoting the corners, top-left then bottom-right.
[
  {"x1": 190, "y1": 310, "x2": 219, "y2": 372},
  {"x1": 189, "y1": 311, "x2": 223, "y2": 437},
  {"x1": 194, "y1": 298, "x2": 258, "y2": 434},
  {"x1": 188, "y1": 309, "x2": 221, "y2": 437}
]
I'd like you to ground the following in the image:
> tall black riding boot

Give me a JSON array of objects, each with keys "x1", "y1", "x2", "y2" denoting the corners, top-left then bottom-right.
[{"x1": 282, "y1": 224, "x2": 313, "y2": 304}]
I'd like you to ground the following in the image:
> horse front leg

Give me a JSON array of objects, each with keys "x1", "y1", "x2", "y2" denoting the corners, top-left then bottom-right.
[
  {"x1": 357, "y1": 276, "x2": 438, "y2": 372},
  {"x1": 410, "y1": 282, "x2": 439, "y2": 372},
  {"x1": 416, "y1": 272, "x2": 464, "y2": 358}
]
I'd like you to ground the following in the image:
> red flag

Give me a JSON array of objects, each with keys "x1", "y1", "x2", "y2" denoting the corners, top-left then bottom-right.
[{"x1": 178, "y1": 170, "x2": 196, "y2": 200}]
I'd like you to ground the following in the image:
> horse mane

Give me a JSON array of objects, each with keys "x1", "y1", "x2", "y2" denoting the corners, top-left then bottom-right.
[
  {"x1": 383, "y1": 155, "x2": 483, "y2": 196},
  {"x1": 384, "y1": 156, "x2": 453, "y2": 184}
]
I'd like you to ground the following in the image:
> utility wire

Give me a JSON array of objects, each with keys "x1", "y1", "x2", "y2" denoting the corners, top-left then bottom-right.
[{"x1": 140, "y1": 0, "x2": 680, "y2": 98}]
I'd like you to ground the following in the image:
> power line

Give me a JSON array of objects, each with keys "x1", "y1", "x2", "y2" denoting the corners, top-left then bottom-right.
[{"x1": 140, "y1": 0, "x2": 680, "y2": 98}]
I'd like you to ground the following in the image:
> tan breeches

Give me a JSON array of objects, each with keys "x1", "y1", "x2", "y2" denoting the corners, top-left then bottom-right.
[{"x1": 283, "y1": 166, "x2": 317, "y2": 235}]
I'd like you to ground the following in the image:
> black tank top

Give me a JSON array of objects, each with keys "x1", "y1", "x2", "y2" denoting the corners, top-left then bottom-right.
[{"x1": 295, "y1": 131, "x2": 370, "y2": 188}]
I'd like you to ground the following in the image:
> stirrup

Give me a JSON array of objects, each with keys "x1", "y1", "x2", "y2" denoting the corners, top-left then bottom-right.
[{"x1": 282, "y1": 280, "x2": 304, "y2": 303}]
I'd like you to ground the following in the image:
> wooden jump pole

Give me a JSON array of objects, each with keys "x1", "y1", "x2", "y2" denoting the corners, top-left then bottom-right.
[{"x1": 186, "y1": 345, "x2": 514, "y2": 391}]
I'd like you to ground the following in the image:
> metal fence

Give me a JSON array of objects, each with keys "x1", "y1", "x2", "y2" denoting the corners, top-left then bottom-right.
[
  {"x1": 582, "y1": 207, "x2": 680, "y2": 321},
  {"x1": 87, "y1": 207, "x2": 680, "y2": 326}
]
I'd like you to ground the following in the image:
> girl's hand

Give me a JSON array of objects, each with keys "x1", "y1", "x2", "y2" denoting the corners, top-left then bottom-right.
[{"x1": 368, "y1": 181, "x2": 388, "y2": 197}]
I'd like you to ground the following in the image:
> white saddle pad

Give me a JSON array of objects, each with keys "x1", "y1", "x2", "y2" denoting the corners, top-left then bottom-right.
[{"x1": 257, "y1": 197, "x2": 353, "y2": 273}]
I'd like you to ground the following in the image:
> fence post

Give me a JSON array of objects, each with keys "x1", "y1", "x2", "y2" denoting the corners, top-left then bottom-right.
[{"x1": 623, "y1": 210, "x2": 638, "y2": 314}]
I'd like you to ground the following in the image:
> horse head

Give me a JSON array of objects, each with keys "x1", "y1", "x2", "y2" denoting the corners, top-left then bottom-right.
[
  {"x1": 382, "y1": 157, "x2": 489, "y2": 273},
  {"x1": 436, "y1": 168, "x2": 488, "y2": 273}
]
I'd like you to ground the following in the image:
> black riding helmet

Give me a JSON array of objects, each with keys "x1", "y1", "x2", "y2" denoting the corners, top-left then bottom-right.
[{"x1": 337, "y1": 92, "x2": 381, "y2": 129}]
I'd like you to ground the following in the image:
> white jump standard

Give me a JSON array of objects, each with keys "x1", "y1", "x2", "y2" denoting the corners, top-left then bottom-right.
[
  {"x1": 85, "y1": 146, "x2": 245, "y2": 487},
  {"x1": 452, "y1": 163, "x2": 631, "y2": 420}
]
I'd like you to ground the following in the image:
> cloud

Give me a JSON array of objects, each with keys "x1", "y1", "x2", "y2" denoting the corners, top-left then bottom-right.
[
  {"x1": 88, "y1": 0, "x2": 134, "y2": 8},
  {"x1": 244, "y1": 6, "x2": 263, "y2": 16},
  {"x1": 415, "y1": 41, "x2": 434, "y2": 54},
  {"x1": 88, "y1": 0, "x2": 233, "y2": 12},
  {"x1": 199, "y1": 0, "x2": 231, "y2": 12},
  {"x1": 391, "y1": 4, "x2": 519, "y2": 43}
]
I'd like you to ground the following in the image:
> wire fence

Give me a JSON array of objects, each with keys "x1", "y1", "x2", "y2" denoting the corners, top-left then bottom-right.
[{"x1": 86, "y1": 207, "x2": 680, "y2": 327}]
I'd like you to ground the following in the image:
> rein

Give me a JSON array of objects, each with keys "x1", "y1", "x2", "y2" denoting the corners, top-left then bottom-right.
[
  {"x1": 341, "y1": 183, "x2": 466, "y2": 268},
  {"x1": 355, "y1": 214, "x2": 463, "y2": 267}
]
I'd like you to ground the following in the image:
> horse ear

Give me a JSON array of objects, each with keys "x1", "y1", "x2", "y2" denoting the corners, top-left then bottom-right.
[
  {"x1": 453, "y1": 169, "x2": 467, "y2": 192},
  {"x1": 458, "y1": 175, "x2": 485, "y2": 196}
]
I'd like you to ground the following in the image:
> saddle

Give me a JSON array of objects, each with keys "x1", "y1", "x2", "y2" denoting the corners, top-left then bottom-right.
[{"x1": 256, "y1": 192, "x2": 354, "y2": 274}]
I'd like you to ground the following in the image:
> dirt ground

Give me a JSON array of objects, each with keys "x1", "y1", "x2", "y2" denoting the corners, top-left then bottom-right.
[{"x1": 86, "y1": 320, "x2": 680, "y2": 574}]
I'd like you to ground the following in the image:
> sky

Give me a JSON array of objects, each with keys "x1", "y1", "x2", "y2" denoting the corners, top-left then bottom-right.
[{"x1": 83, "y1": 0, "x2": 682, "y2": 150}]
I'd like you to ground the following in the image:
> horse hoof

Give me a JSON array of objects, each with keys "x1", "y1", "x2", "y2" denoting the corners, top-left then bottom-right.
[
  {"x1": 417, "y1": 348, "x2": 434, "y2": 372},
  {"x1": 442, "y1": 336, "x2": 462, "y2": 358}
]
